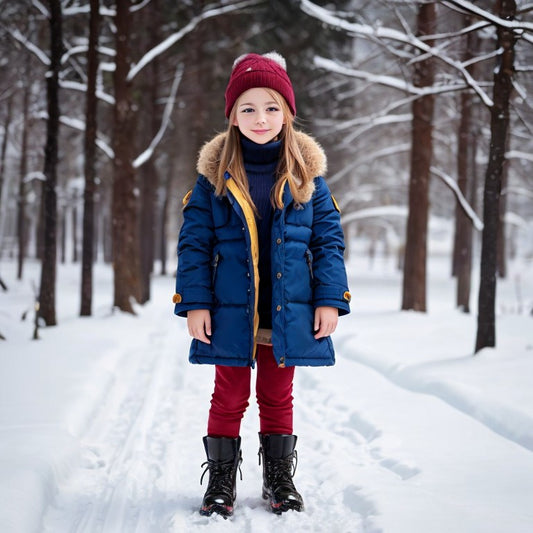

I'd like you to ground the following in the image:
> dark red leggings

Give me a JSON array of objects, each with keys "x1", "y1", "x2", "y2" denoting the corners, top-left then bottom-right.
[{"x1": 207, "y1": 344, "x2": 295, "y2": 438}]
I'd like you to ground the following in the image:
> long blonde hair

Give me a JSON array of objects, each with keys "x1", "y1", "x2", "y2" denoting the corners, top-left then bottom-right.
[{"x1": 215, "y1": 89, "x2": 312, "y2": 211}]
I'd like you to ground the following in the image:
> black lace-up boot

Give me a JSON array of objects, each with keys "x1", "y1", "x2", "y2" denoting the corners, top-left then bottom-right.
[
  {"x1": 200, "y1": 436, "x2": 242, "y2": 518},
  {"x1": 258, "y1": 434, "x2": 304, "y2": 514}
]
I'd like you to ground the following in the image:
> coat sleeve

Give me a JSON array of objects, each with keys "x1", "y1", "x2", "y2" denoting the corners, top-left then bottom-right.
[
  {"x1": 173, "y1": 175, "x2": 215, "y2": 317},
  {"x1": 309, "y1": 177, "x2": 351, "y2": 315}
]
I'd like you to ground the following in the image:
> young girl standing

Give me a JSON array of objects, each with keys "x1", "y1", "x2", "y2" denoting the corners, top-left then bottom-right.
[{"x1": 173, "y1": 52, "x2": 350, "y2": 518}]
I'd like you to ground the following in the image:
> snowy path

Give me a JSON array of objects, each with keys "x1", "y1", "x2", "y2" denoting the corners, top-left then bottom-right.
[
  {"x1": 2, "y1": 258, "x2": 532, "y2": 532},
  {"x1": 41, "y1": 286, "x2": 205, "y2": 532},
  {"x1": 38, "y1": 275, "x2": 533, "y2": 532},
  {"x1": 42, "y1": 278, "x2": 385, "y2": 533}
]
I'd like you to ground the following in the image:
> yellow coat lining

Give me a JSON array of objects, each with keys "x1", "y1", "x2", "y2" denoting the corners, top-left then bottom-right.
[{"x1": 226, "y1": 177, "x2": 260, "y2": 360}]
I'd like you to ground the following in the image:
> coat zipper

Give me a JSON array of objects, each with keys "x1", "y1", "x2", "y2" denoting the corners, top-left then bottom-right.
[
  {"x1": 211, "y1": 253, "x2": 220, "y2": 286},
  {"x1": 305, "y1": 249, "x2": 314, "y2": 280}
]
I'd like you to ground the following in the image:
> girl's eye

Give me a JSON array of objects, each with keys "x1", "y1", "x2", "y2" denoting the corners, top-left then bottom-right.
[
  {"x1": 241, "y1": 107, "x2": 254, "y2": 113},
  {"x1": 267, "y1": 106, "x2": 280, "y2": 112}
]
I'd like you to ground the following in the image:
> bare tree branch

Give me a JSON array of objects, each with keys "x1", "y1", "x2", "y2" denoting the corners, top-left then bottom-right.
[
  {"x1": 442, "y1": 0, "x2": 533, "y2": 31},
  {"x1": 36, "y1": 111, "x2": 114, "y2": 159},
  {"x1": 506, "y1": 150, "x2": 533, "y2": 162},
  {"x1": 59, "y1": 80, "x2": 115, "y2": 105},
  {"x1": 62, "y1": 4, "x2": 116, "y2": 16},
  {"x1": 302, "y1": 0, "x2": 494, "y2": 107},
  {"x1": 328, "y1": 143, "x2": 411, "y2": 186},
  {"x1": 341, "y1": 205, "x2": 408, "y2": 225},
  {"x1": 314, "y1": 56, "x2": 483, "y2": 99},
  {"x1": 133, "y1": 64, "x2": 184, "y2": 168},
  {"x1": 522, "y1": 33, "x2": 533, "y2": 45},
  {"x1": 430, "y1": 166, "x2": 483, "y2": 231},
  {"x1": 130, "y1": 0, "x2": 152, "y2": 12},
  {"x1": 128, "y1": 0, "x2": 263, "y2": 82},
  {"x1": 420, "y1": 20, "x2": 490, "y2": 42},
  {"x1": 8, "y1": 28, "x2": 50, "y2": 65}
]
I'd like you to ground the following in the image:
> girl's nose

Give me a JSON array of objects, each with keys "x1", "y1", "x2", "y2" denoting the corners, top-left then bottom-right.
[{"x1": 256, "y1": 113, "x2": 266, "y2": 124}]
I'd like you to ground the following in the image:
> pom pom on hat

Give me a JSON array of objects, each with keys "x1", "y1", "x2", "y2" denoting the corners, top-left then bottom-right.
[
  {"x1": 224, "y1": 51, "x2": 296, "y2": 118},
  {"x1": 232, "y1": 51, "x2": 287, "y2": 71}
]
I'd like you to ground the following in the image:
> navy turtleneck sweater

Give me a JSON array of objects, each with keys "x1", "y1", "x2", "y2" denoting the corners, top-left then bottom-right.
[{"x1": 241, "y1": 135, "x2": 281, "y2": 329}]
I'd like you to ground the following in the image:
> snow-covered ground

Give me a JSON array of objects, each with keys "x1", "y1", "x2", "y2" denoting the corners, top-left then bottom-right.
[{"x1": 1, "y1": 247, "x2": 532, "y2": 533}]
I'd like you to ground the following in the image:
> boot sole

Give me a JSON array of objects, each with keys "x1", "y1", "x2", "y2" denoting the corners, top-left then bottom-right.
[
  {"x1": 199, "y1": 504, "x2": 234, "y2": 518},
  {"x1": 263, "y1": 490, "x2": 303, "y2": 514}
]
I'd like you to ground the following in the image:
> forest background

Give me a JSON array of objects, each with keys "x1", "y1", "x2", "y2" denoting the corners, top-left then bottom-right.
[{"x1": 0, "y1": 0, "x2": 532, "y2": 352}]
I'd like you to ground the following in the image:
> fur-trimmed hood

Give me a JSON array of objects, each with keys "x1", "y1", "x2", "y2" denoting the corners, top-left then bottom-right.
[{"x1": 196, "y1": 131, "x2": 327, "y2": 204}]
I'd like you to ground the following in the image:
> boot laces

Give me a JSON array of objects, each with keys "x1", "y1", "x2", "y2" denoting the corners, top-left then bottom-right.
[
  {"x1": 259, "y1": 449, "x2": 298, "y2": 486},
  {"x1": 200, "y1": 457, "x2": 243, "y2": 490}
]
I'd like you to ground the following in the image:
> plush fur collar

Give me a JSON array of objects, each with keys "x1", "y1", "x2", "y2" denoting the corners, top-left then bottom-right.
[{"x1": 196, "y1": 131, "x2": 327, "y2": 204}]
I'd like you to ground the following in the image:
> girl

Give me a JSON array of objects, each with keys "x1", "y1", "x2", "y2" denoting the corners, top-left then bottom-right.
[{"x1": 173, "y1": 52, "x2": 350, "y2": 517}]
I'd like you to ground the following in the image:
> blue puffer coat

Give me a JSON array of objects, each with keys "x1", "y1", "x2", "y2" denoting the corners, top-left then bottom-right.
[{"x1": 173, "y1": 131, "x2": 350, "y2": 367}]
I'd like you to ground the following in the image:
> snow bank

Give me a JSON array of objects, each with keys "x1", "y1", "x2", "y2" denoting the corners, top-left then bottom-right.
[{"x1": 0, "y1": 261, "x2": 146, "y2": 532}]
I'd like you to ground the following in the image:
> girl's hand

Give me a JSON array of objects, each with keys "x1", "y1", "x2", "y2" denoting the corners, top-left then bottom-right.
[
  {"x1": 314, "y1": 306, "x2": 338, "y2": 339},
  {"x1": 187, "y1": 309, "x2": 212, "y2": 344}
]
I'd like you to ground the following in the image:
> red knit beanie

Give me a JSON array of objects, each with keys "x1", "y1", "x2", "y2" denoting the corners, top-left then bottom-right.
[{"x1": 224, "y1": 52, "x2": 296, "y2": 118}]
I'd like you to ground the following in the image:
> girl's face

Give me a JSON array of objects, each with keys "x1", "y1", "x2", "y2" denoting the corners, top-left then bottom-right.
[{"x1": 232, "y1": 87, "x2": 285, "y2": 144}]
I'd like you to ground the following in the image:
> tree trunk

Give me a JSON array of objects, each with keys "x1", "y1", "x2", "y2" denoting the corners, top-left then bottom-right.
[
  {"x1": 0, "y1": 93, "x2": 13, "y2": 213},
  {"x1": 60, "y1": 208, "x2": 66, "y2": 263},
  {"x1": 401, "y1": 3, "x2": 436, "y2": 312},
  {"x1": 36, "y1": 184, "x2": 45, "y2": 261},
  {"x1": 112, "y1": 0, "x2": 141, "y2": 313},
  {"x1": 475, "y1": 0, "x2": 516, "y2": 353},
  {"x1": 103, "y1": 212, "x2": 112, "y2": 264},
  {"x1": 454, "y1": 18, "x2": 479, "y2": 312},
  {"x1": 80, "y1": 0, "x2": 100, "y2": 316},
  {"x1": 38, "y1": 0, "x2": 62, "y2": 326},
  {"x1": 139, "y1": 2, "x2": 161, "y2": 304},
  {"x1": 71, "y1": 204, "x2": 78, "y2": 262},
  {"x1": 139, "y1": 160, "x2": 157, "y2": 303},
  {"x1": 497, "y1": 145, "x2": 509, "y2": 278},
  {"x1": 17, "y1": 82, "x2": 30, "y2": 280},
  {"x1": 159, "y1": 170, "x2": 170, "y2": 276},
  {"x1": 458, "y1": 122, "x2": 479, "y2": 314}
]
